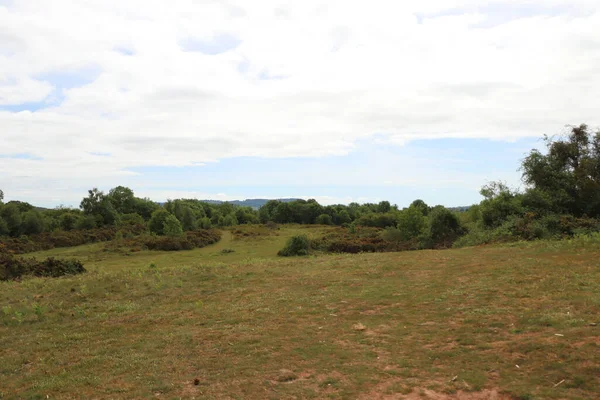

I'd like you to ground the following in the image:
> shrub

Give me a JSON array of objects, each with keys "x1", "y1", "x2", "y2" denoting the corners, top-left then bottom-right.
[
  {"x1": 104, "y1": 229, "x2": 222, "y2": 252},
  {"x1": 148, "y1": 209, "x2": 171, "y2": 235},
  {"x1": 163, "y1": 214, "x2": 184, "y2": 237},
  {"x1": 0, "y1": 253, "x2": 86, "y2": 281},
  {"x1": 0, "y1": 224, "x2": 147, "y2": 254},
  {"x1": 315, "y1": 214, "x2": 333, "y2": 225},
  {"x1": 278, "y1": 235, "x2": 311, "y2": 256}
]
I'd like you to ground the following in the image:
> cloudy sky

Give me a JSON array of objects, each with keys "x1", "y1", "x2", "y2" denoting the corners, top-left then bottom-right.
[{"x1": 1, "y1": 0, "x2": 599, "y2": 208}]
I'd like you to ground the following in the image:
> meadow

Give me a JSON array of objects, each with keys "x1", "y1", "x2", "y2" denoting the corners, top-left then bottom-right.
[{"x1": 1, "y1": 226, "x2": 599, "y2": 399}]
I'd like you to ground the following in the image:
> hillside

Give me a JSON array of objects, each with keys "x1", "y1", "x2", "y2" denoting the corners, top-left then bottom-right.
[{"x1": 197, "y1": 198, "x2": 301, "y2": 209}]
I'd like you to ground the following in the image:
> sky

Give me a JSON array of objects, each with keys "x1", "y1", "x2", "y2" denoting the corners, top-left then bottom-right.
[{"x1": 1, "y1": 0, "x2": 599, "y2": 208}]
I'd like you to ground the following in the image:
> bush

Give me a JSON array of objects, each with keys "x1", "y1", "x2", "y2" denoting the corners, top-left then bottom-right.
[
  {"x1": 315, "y1": 214, "x2": 333, "y2": 225},
  {"x1": 104, "y1": 229, "x2": 222, "y2": 252},
  {"x1": 163, "y1": 214, "x2": 184, "y2": 237},
  {"x1": 148, "y1": 209, "x2": 171, "y2": 235},
  {"x1": 278, "y1": 235, "x2": 311, "y2": 256},
  {"x1": 0, "y1": 253, "x2": 86, "y2": 281},
  {"x1": 0, "y1": 224, "x2": 147, "y2": 254}
]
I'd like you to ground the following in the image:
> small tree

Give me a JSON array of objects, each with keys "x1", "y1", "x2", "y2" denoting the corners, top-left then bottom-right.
[
  {"x1": 181, "y1": 206, "x2": 198, "y2": 231},
  {"x1": 315, "y1": 214, "x2": 333, "y2": 225},
  {"x1": 163, "y1": 214, "x2": 184, "y2": 237},
  {"x1": 0, "y1": 203, "x2": 21, "y2": 236},
  {"x1": 426, "y1": 206, "x2": 463, "y2": 248},
  {"x1": 397, "y1": 207, "x2": 427, "y2": 240},
  {"x1": 60, "y1": 213, "x2": 79, "y2": 231},
  {"x1": 0, "y1": 217, "x2": 8, "y2": 236},
  {"x1": 21, "y1": 211, "x2": 44, "y2": 235},
  {"x1": 148, "y1": 209, "x2": 171, "y2": 235},
  {"x1": 278, "y1": 235, "x2": 311, "y2": 256}
]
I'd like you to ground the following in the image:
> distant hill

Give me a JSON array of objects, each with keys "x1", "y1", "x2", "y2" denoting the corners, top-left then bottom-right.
[
  {"x1": 198, "y1": 198, "x2": 301, "y2": 209},
  {"x1": 448, "y1": 206, "x2": 471, "y2": 212}
]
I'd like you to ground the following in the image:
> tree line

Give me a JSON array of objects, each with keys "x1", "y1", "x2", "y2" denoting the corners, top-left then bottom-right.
[{"x1": 1, "y1": 124, "x2": 599, "y2": 246}]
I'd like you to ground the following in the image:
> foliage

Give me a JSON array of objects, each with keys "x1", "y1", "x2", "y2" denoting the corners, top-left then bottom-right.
[
  {"x1": 425, "y1": 206, "x2": 464, "y2": 248},
  {"x1": 105, "y1": 229, "x2": 221, "y2": 252},
  {"x1": 148, "y1": 209, "x2": 171, "y2": 235},
  {"x1": 277, "y1": 235, "x2": 311, "y2": 256},
  {"x1": 315, "y1": 214, "x2": 333, "y2": 225},
  {"x1": 522, "y1": 124, "x2": 600, "y2": 217},
  {"x1": 163, "y1": 214, "x2": 184, "y2": 237},
  {"x1": 0, "y1": 225, "x2": 146, "y2": 254},
  {"x1": 0, "y1": 252, "x2": 85, "y2": 281}
]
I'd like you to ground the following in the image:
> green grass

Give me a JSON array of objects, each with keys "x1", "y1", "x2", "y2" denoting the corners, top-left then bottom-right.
[{"x1": 1, "y1": 226, "x2": 599, "y2": 399}]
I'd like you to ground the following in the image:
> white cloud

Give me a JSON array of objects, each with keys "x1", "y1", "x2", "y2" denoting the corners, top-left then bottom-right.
[{"x1": 0, "y1": 0, "x2": 599, "y2": 203}]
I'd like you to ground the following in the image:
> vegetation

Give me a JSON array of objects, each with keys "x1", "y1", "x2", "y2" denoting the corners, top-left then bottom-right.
[
  {"x1": 1, "y1": 124, "x2": 600, "y2": 398},
  {"x1": 0, "y1": 252, "x2": 85, "y2": 281},
  {"x1": 277, "y1": 234, "x2": 311, "y2": 256},
  {"x1": 2, "y1": 124, "x2": 598, "y2": 253},
  {"x1": 1, "y1": 225, "x2": 598, "y2": 399}
]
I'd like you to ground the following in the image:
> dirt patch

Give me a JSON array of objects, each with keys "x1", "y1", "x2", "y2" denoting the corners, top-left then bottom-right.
[{"x1": 361, "y1": 387, "x2": 514, "y2": 400}]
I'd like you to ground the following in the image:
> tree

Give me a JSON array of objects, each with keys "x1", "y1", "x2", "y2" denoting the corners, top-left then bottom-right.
[
  {"x1": 0, "y1": 203, "x2": 21, "y2": 236},
  {"x1": 397, "y1": 206, "x2": 427, "y2": 240},
  {"x1": 76, "y1": 215, "x2": 97, "y2": 230},
  {"x1": 521, "y1": 124, "x2": 600, "y2": 217},
  {"x1": 426, "y1": 206, "x2": 463, "y2": 247},
  {"x1": 163, "y1": 214, "x2": 184, "y2": 237},
  {"x1": 334, "y1": 209, "x2": 352, "y2": 225},
  {"x1": 80, "y1": 188, "x2": 105, "y2": 215},
  {"x1": 133, "y1": 197, "x2": 159, "y2": 220},
  {"x1": 181, "y1": 206, "x2": 198, "y2": 231},
  {"x1": 315, "y1": 214, "x2": 333, "y2": 225},
  {"x1": 60, "y1": 213, "x2": 79, "y2": 231},
  {"x1": 222, "y1": 214, "x2": 239, "y2": 227},
  {"x1": 107, "y1": 186, "x2": 136, "y2": 214},
  {"x1": 377, "y1": 201, "x2": 391, "y2": 213},
  {"x1": 21, "y1": 211, "x2": 44, "y2": 235},
  {"x1": 479, "y1": 182, "x2": 523, "y2": 227},
  {"x1": 0, "y1": 189, "x2": 3, "y2": 203},
  {"x1": 0, "y1": 217, "x2": 8, "y2": 236},
  {"x1": 409, "y1": 199, "x2": 430, "y2": 216},
  {"x1": 148, "y1": 209, "x2": 171, "y2": 235}
]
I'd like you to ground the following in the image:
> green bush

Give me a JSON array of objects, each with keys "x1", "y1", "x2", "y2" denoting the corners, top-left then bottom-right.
[
  {"x1": 278, "y1": 235, "x2": 311, "y2": 256},
  {"x1": 315, "y1": 214, "x2": 333, "y2": 225},
  {"x1": 163, "y1": 214, "x2": 184, "y2": 237}
]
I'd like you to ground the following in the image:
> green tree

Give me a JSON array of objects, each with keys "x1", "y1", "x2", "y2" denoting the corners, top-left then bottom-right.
[
  {"x1": 426, "y1": 206, "x2": 463, "y2": 247},
  {"x1": 118, "y1": 213, "x2": 145, "y2": 227},
  {"x1": 21, "y1": 211, "x2": 44, "y2": 235},
  {"x1": 199, "y1": 217, "x2": 212, "y2": 229},
  {"x1": 521, "y1": 124, "x2": 600, "y2": 217},
  {"x1": 315, "y1": 214, "x2": 333, "y2": 225},
  {"x1": 76, "y1": 215, "x2": 97, "y2": 230},
  {"x1": 0, "y1": 203, "x2": 21, "y2": 236},
  {"x1": 60, "y1": 213, "x2": 79, "y2": 231},
  {"x1": 107, "y1": 186, "x2": 136, "y2": 214},
  {"x1": 397, "y1": 206, "x2": 427, "y2": 240},
  {"x1": 0, "y1": 189, "x2": 3, "y2": 203},
  {"x1": 163, "y1": 214, "x2": 184, "y2": 237},
  {"x1": 377, "y1": 201, "x2": 391, "y2": 213},
  {"x1": 148, "y1": 209, "x2": 171, "y2": 235},
  {"x1": 222, "y1": 214, "x2": 239, "y2": 227},
  {"x1": 133, "y1": 197, "x2": 159, "y2": 220},
  {"x1": 181, "y1": 206, "x2": 198, "y2": 231},
  {"x1": 0, "y1": 217, "x2": 9, "y2": 236},
  {"x1": 409, "y1": 199, "x2": 430, "y2": 216},
  {"x1": 80, "y1": 188, "x2": 105, "y2": 215}
]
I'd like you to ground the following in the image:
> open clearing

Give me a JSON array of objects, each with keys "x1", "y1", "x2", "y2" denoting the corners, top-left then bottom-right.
[{"x1": 1, "y1": 226, "x2": 599, "y2": 399}]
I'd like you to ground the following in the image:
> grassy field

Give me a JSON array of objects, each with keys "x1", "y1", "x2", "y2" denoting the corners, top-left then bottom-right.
[{"x1": 1, "y1": 226, "x2": 599, "y2": 399}]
